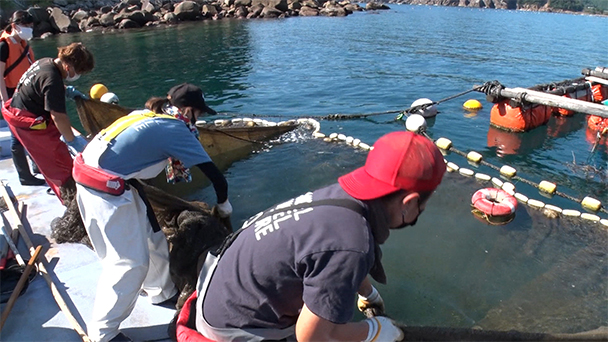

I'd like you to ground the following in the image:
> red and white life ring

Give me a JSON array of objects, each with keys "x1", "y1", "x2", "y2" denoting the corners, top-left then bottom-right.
[{"x1": 471, "y1": 188, "x2": 518, "y2": 218}]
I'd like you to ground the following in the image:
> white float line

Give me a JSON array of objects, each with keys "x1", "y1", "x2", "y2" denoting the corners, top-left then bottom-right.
[{"x1": 313, "y1": 130, "x2": 372, "y2": 151}]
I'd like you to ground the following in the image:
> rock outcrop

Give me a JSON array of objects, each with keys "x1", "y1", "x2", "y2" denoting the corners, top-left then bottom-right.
[{"x1": 1, "y1": 0, "x2": 374, "y2": 38}]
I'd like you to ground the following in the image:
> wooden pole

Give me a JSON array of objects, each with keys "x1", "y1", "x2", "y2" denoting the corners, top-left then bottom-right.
[
  {"x1": 0, "y1": 219, "x2": 26, "y2": 267},
  {"x1": 499, "y1": 87, "x2": 608, "y2": 118},
  {"x1": 0, "y1": 184, "x2": 91, "y2": 342},
  {"x1": 0, "y1": 245, "x2": 43, "y2": 331}
]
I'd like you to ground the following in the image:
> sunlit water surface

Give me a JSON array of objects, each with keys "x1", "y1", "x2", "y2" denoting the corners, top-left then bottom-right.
[{"x1": 30, "y1": 5, "x2": 608, "y2": 333}]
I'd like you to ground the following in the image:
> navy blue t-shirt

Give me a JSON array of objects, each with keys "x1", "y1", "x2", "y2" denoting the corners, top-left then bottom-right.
[{"x1": 203, "y1": 183, "x2": 375, "y2": 329}]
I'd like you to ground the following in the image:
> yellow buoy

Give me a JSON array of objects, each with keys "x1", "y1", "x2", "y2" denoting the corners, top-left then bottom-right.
[
  {"x1": 435, "y1": 137, "x2": 452, "y2": 150},
  {"x1": 466, "y1": 151, "x2": 483, "y2": 163},
  {"x1": 463, "y1": 99, "x2": 483, "y2": 110},
  {"x1": 581, "y1": 196, "x2": 602, "y2": 212},
  {"x1": 90, "y1": 83, "x2": 108, "y2": 100},
  {"x1": 500, "y1": 165, "x2": 517, "y2": 178},
  {"x1": 538, "y1": 181, "x2": 557, "y2": 195}
]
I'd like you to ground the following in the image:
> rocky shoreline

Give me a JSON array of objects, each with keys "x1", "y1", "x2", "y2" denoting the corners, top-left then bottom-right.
[
  {"x1": 2, "y1": 0, "x2": 602, "y2": 39},
  {"x1": 382, "y1": 0, "x2": 604, "y2": 13},
  {"x1": 1, "y1": 0, "x2": 391, "y2": 39}
]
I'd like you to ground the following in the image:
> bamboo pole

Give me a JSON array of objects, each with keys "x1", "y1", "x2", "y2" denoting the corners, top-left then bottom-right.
[
  {"x1": 0, "y1": 184, "x2": 91, "y2": 342},
  {"x1": 0, "y1": 245, "x2": 43, "y2": 331},
  {"x1": 499, "y1": 87, "x2": 608, "y2": 118},
  {"x1": 0, "y1": 219, "x2": 26, "y2": 267}
]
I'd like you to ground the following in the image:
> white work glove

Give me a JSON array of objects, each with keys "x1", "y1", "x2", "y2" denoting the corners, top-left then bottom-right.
[
  {"x1": 363, "y1": 316, "x2": 404, "y2": 342},
  {"x1": 358, "y1": 285, "x2": 385, "y2": 314},
  {"x1": 216, "y1": 199, "x2": 232, "y2": 218},
  {"x1": 60, "y1": 135, "x2": 88, "y2": 155}
]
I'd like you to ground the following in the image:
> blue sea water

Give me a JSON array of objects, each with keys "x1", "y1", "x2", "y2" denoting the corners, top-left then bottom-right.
[{"x1": 30, "y1": 5, "x2": 607, "y2": 333}]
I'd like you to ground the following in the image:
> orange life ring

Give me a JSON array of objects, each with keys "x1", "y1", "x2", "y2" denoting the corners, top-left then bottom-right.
[{"x1": 471, "y1": 188, "x2": 517, "y2": 221}]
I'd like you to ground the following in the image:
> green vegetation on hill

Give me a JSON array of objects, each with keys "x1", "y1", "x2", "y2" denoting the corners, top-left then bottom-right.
[{"x1": 519, "y1": 0, "x2": 608, "y2": 12}]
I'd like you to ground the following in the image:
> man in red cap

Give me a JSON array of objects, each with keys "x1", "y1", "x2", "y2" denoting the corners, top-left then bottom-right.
[{"x1": 182, "y1": 131, "x2": 446, "y2": 342}]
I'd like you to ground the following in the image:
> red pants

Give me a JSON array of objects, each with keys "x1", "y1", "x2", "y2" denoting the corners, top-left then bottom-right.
[{"x1": 2, "y1": 101, "x2": 73, "y2": 202}]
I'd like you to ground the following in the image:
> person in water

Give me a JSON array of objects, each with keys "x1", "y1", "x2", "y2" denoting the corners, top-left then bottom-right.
[
  {"x1": 1, "y1": 42, "x2": 94, "y2": 201},
  {"x1": 0, "y1": 11, "x2": 44, "y2": 186},
  {"x1": 73, "y1": 83, "x2": 232, "y2": 342},
  {"x1": 187, "y1": 130, "x2": 446, "y2": 342}
]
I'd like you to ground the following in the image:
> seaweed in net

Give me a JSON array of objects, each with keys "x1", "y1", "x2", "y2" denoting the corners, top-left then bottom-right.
[
  {"x1": 142, "y1": 182, "x2": 231, "y2": 308},
  {"x1": 50, "y1": 178, "x2": 90, "y2": 246}
]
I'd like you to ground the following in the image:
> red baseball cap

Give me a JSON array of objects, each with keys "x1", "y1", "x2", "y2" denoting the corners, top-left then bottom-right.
[{"x1": 338, "y1": 131, "x2": 446, "y2": 200}]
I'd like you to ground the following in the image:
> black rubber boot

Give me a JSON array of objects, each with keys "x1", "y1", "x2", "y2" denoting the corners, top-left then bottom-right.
[{"x1": 11, "y1": 138, "x2": 45, "y2": 186}]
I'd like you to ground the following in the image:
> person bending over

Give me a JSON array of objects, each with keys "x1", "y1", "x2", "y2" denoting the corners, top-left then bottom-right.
[
  {"x1": 189, "y1": 131, "x2": 446, "y2": 342},
  {"x1": 73, "y1": 83, "x2": 232, "y2": 342}
]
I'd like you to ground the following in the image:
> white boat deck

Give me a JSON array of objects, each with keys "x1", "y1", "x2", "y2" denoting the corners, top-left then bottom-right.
[{"x1": 0, "y1": 124, "x2": 175, "y2": 341}]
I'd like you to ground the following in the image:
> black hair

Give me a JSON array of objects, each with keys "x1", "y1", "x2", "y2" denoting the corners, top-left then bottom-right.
[
  {"x1": 145, "y1": 97, "x2": 171, "y2": 114},
  {"x1": 4, "y1": 11, "x2": 33, "y2": 33}
]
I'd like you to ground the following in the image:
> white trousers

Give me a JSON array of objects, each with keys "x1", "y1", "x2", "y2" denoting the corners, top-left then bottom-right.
[{"x1": 76, "y1": 184, "x2": 177, "y2": 342}]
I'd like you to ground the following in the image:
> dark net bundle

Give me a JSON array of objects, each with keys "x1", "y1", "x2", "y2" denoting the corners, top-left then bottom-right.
[
  {"x1": 50, "y1": 178, "x2": 90, "y2": 246},
  {"x1": 141, "y1": 183, "x2": 231, "y2": 309}
]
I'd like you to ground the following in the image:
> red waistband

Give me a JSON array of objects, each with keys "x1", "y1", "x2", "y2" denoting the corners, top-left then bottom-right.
[{"x1": 72, "y1": 153, "x2": 125, "y2": 196}]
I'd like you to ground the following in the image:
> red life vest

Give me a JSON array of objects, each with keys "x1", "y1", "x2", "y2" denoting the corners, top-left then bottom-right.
[{"x1": 0, "y1": 31, "x2": 35, "y2": 89}]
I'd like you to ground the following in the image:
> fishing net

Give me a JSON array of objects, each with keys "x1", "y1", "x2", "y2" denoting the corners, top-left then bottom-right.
[
  {"x1": 50, "y1": 98, "x2": 231, "y2": 309},
  {"x1": 74, "y1": 97, "x2": 132, "y2": 137}
]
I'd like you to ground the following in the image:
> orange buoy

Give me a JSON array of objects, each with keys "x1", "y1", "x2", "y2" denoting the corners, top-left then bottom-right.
[
  {"x1": 471, "y1": 188, "x2": 517, "y2": 224},
  {"x1": 490, "y1": 100, "x2": 552, "y2": 132}
]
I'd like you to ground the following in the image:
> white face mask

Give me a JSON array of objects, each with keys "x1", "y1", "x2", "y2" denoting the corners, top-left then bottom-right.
[
  {"x1": 65, "y1": 69, "x2": 81, "y2": 82},
  {"x1": 14, "y1": 25, "x2": 33, "y2": 41}
]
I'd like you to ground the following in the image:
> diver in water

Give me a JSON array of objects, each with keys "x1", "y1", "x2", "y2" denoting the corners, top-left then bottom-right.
[
  {"x1": 72, "y1": 83, "x2": 231, "y2": 342},
  {"x1": 181, "y1": 131, "x2": 446, "y2": 342}
]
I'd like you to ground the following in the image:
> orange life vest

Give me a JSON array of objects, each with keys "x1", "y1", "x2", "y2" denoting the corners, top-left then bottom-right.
[{"x1": 0, "y1": 31, "x2": 35, "y2": 89}]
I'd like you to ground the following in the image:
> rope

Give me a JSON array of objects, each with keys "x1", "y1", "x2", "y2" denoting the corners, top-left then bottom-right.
[
  {"x1": 218, "y1": 82, "x2": 499, "y2": 123},
  {"x1": 216, "y1": 109, "x2": 403, "y2": 121},
  {"x1": 207, "y1": 128, "x2": 268, "y2": 145},
  {"x1": 396, "y1": 85, "x2": 486, "y2": 120},
  {"x1": 215, "y1": 80, "x2": 514, "y2": 123},
  {"x1": 474, "y1": 80, "x2": 505, "y2": 100}
]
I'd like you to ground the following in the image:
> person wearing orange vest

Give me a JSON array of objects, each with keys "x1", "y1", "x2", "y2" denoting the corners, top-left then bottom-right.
[{"x1": 0, "y1": 11, "x2": 44, "y2": 186}]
